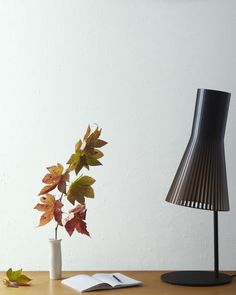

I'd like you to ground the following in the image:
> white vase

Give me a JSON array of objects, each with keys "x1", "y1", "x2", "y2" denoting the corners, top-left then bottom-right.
[{"x1": 49, "y1": 239, "x2": 62, "y2": 279}]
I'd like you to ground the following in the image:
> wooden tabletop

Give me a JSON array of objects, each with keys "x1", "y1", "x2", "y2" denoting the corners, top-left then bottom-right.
[{"x1": 0, "y1": 271, "x2": 236, "y2": 294}]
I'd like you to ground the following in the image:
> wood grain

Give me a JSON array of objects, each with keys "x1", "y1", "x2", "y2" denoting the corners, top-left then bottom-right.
[{"x1": 0, "y1": 271, "x2": 235, "y2": 295}]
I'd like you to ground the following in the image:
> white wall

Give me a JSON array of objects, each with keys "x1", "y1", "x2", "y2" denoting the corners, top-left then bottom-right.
[{"x1": 0, "y1": 0, "x2": 236, "y2": 271}]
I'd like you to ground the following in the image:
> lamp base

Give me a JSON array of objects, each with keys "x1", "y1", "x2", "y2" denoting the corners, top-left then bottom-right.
[{"x1": 161, "y1": 271, "x2": 232, "y2": 286}]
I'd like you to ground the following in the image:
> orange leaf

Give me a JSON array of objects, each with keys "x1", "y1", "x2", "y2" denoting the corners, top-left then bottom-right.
[
  {"x1": 34, "y1": 194, "x2": 63, "y2": 227},
  {"x1": 42, "y1": 174, "x2": 61, "y2": 184},
  {"x1": 38, "y1": 163, "x2": 69, "y2": 195},
  {"x1": 38, "y1": 183, "x2": 58, "y2": 195},
  {"x1": 47, "y1": 163, "x2": 64, "y2": 175},
  {"x1": 34, "y1": 194, "x2": 55, "y2": 226}
]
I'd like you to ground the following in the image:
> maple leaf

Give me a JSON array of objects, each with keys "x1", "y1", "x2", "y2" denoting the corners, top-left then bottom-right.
[
  {"x1": 67, "y1": 125, "x2": 107, "y2": 175},
  {"x1": 65, "y1": 204, "x2": 90, "y2": 237},
  {"x1": 34, "y1": 194, "x2": 63, "y2": 226},
  {"x1": 39, "y1": 163, "x2": 70, "y2": 195},
  {"x1": 3, "y1": 268, "x2": 32, "y2": 287},
  {"x1": 66, "y1": 175, "x2": 96, "y2": 205},
  {"x1": 54, "y1": 199, "x2": 63, "y2": 226}
]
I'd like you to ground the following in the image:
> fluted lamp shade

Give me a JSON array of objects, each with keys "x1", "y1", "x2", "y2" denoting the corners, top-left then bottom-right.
[
  {"x1": 161, "y1": 89, "x2": 232, "y2": 287},
  {"x1": 166, "y1": 88, "x2": 230, "y2": 211}
]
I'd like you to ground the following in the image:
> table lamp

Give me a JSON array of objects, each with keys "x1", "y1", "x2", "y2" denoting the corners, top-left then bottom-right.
[{"x1": 161, "y1": 88, "x2": 231, "y2": 286}]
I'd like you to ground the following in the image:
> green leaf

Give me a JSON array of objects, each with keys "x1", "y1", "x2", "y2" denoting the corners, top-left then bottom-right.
[
  {"x1": 67, "y1": 153, "x2": 80, "y2": 165},
  {"x1": 66, "y1": 125, "x2": 107, "y2": 173},
  {"x1": 75, "y1": 139, "x2": 83, "y2": 153},
  {"x1": 74, "y1": 155, "x2": 89, "y2": 175},
  {"x1": 77, "y1": 176, "x2": 96, "y2": 186},
  {"x1": 8, "y1": 269, "x2": 22, "y2": 281},
  {"x1": 5, "y1": 268, "x2": 31, "y2": 287},
  {"x1": 85, "y1": 187, "x2": 95, "y2": 198},
  {"x1": 86, "y1": 155, "x2": 102, "y2": 166},
  {"x1": 15, "y1": 274, "x2": 31, "y2": 284},
  {"x1": 67, "y1": 176, "x2": 96, "y2": 205},
  {"x1": 93, "y1": 149, "x2": 104, "y2": 159},
  {"x1": 6, "y1": 268, "x2": 12, "y2": 280},
  {"x1": 75, "y1": 163, "x2": 84, "y2": 175}
]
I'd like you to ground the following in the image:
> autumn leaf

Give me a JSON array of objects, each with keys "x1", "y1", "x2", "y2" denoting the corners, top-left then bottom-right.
[
  {"x1": 67, "y1": 175, "x2": 96, "y2": 205},
  {"x1": 65, "y1": 204, "x2": 90, "y2": 237},
  {"x1": 34, "y1": 194, "x2": 63, "y2": 226},
  {"x1": 67, "y1": 125, "x2": 107, "y2": 174},
  {"x1": 85, "y1": 126, "x2": 107, "y2": 150},
  {"x1": 39, "y1": 163, "x2": 70, "y2": 195},
  {"x1": 83, "y1": 125, "x2": 91, "y2": 141},
  {"x1": 54, "y1": 200, "x2": 63, "y2": 226},
  {"x1": 3, "y1": 268, "x2": 32, "y2": 287},
  {"x1": 82, "y1": 126, "x2": 107, "y2": 169}
]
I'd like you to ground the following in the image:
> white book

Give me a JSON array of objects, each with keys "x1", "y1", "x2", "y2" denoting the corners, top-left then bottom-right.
[{"x1": 62, "y1": 272, "x2": 142, "y2": 293}]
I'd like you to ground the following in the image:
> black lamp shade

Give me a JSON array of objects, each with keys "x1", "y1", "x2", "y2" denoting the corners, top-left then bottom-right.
[{"x1": 166, "y1": 89, "x2": 230, "y2": 211}]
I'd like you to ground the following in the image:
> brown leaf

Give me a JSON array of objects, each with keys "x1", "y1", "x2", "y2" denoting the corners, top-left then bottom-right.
[
  {"x1": 86, "y1": 126, "x2": 101, "y2": 143},
  {"x1": 83, "y1": 125, "x2": 91, "y2": 141},
  {"x1": 86, "y1": 156, "x2": 102, "y2": 166},
  {"x1": 62, "y1": 171, "x2": 70, "y2": 182},
  {"x1": 66, "y1": 125, "x2": 107, "y2": 174},
  {"x1": 75, "y1": 155, "x2": 89, "y2": 174},
  {"x1": 83, "y1": 126, "x2": 107, "y2": 163},
  {"x1": 74, "y1": 162, "x2": 84, "y2": 175},
  {"x1": 92, "y1": 139, "x2": 108, "y2": 148},
  {"x1": 57, "y1": 180, "x2": 67, "y2": 194},
  {"x1": 65, "y1": 205, "x2": 90, "y2": 237},
  {"x1": 54, "y1": 200, "x2": 63, "y2": 226}
]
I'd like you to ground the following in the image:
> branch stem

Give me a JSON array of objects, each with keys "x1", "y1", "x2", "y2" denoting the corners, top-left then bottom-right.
[{"x1": 54, "y1": 192, "x2": 64, "y2": 240}]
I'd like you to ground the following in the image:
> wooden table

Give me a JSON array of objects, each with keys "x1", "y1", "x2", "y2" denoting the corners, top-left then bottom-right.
[{"x1": 0, "y1": 271, "x2": 236, "y2": 294}]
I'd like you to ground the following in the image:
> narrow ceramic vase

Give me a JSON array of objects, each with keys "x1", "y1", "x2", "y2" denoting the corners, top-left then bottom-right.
[{"x1": 49, "y1": 239, "x2": 62, "y2": 279}]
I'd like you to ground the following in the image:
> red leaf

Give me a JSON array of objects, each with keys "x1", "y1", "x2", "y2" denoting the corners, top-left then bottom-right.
[
  {"x1": 54, "y1": 200, "x2": 63, "y2": 226},
  {"x1": 57, "y1": 180, "x2": 67, "y2": 194},
  {"x1": 65, "y1": 205, "x2": 90, "y2": 237},
  {"x1": 64, "y1": 217, "x2": 78, "y2": 236}
]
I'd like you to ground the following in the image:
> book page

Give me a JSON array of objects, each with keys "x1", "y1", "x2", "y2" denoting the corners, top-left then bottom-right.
[
  {"x1": 92, "y1": 273, "x2": 120, "y2": 287},
  {"x1": 62, "y1": 274, "x2": 110, "y2": 292},
  {"x1": 92, "y1": 273, "x2": 142, "y2": 288},
  {"x1": 112, "y1": 273, "x2": 142, "y2": 286}
]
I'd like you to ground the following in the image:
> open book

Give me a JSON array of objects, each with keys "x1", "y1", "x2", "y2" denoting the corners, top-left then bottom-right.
[{"x1": 62, "y1": 272, "x2": 142, "y2": 293}]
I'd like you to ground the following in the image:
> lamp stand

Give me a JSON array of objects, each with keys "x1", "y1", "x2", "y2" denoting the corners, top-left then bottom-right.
[{"x1": 161, "y1": 211, "x2": 232, "y2": 286}]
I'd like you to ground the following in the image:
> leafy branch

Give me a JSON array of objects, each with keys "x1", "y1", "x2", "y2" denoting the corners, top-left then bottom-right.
[{"x1": 34, "y1": 125, "x2": 107, "y2": 239}]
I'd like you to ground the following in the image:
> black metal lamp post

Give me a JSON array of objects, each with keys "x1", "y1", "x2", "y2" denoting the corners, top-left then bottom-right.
[{"x1": 161, "y1": 89, "x2": 232, "y2": 286}]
